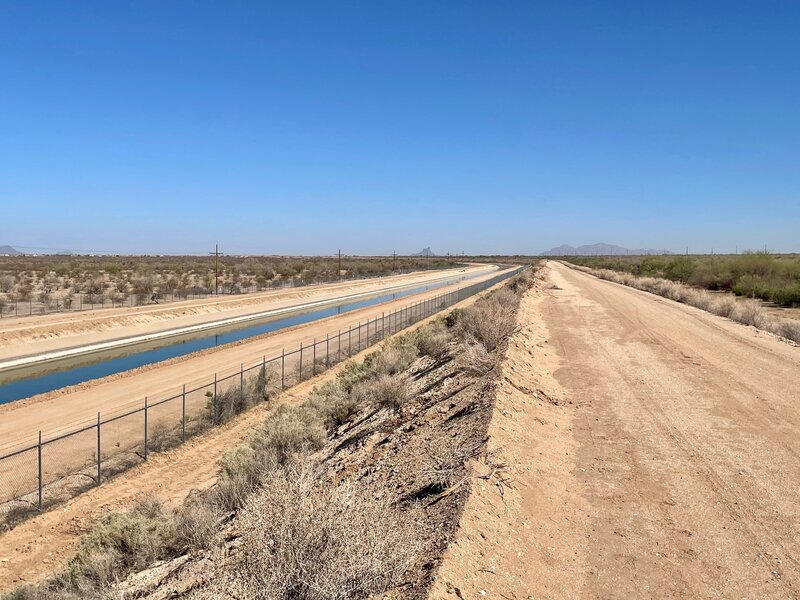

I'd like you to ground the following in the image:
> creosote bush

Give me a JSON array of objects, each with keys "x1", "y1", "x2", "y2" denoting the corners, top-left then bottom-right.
[
  {"x1": 414, "y1": 320, "x2": 451, "y2": 359},
  {"x1": 353, "y1": 373, "x2": 410, "y2": 413},
  {"x1": 226, "y1": 460, "x2": 422, "y2": 600},
  {"x1": 457, "y1": 335, "x2": 494, "y2": 375}
]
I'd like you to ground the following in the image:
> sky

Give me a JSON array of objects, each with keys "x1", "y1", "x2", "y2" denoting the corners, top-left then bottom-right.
[{"x1": 1, "y1": 1, "x2": 798, "y2": 255}]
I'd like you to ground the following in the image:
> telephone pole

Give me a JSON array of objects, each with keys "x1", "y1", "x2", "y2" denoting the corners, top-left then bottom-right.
[
  {"x1": 337, "y1": 249, "x2": 343, "y2": 280},
  {"x1": 392, "y1": 250, "x2": 396, "y2": 271},
  {"x1": 209, "y1": 243, "x2": 224, "y2": 294}
]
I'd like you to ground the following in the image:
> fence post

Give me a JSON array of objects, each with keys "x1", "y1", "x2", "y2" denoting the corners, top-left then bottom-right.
[
  {"x1": 313, "y1": 339, "x2": 317, "y2": 376},
  {"x1": 326, "y1": 334, "x2": 330, "y2": 368},
  {"x1": 338, "y1": 330, "x2": 341, "y2": 361},
  {"x1": 358, "y1": 322, "x2": 361, "y2": 350},
  {"x1": 96, "y1": 412, "x2": 101, "y2": 485},
  {"x1": 143, "y1": 397, "x2": 148, "y2": 460},
  {"x1": 382, "y1": 312, "x2": 385, "y2": 338},
  {"x1": 240, "y1": 363, "x2": 244, "y2": 395},
  {"x1": 181, "y1": 384, "x2": 186, "y2": 441},
  {"x1": 37, "y1": 431, "x2": 42, "y2": 510},
  {"x1": 281, "y1": 348, "x2": 285, "y2": 389},
  {"x1": 299, "y1": 343, "x2": 303, "y2": 382},
  {"x1": 348, "y1": 326, "x2": 351, "y2": 355},
  {"x1": 213, "y1": 375, "x2": 218, "y2": 422}
]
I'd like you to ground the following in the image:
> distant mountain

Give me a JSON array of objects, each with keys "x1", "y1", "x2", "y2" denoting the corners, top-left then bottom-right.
[
  {"x1": 540, "y1": 243, "x2": 671, "y2": 256},
  {"x1": 0, "y1": 245, "x2": 21, "y2": 256},
  {"x1": 412, "y1": 247, "x2": 437, "y2": 257}
]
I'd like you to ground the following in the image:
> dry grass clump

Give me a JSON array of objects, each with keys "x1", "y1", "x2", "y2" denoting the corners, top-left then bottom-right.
[
  {"x1": 225, "y1": 460, "x2": 422, "y2": 600},
  {"x1": 171, "y1": 491, "x2": 222, "y2": 552},
  {"x1": 4, "y1": 498, "x2": 184, "y2": 600},
  {"x1": 413, "y1": 320, "x2": 451, "y2": 359},
  {"x1": 207, "y1": 364, "x2": 279, "y2": 425},
  {"x1": 353, "y1": 373, "x2": 410, "y2": 412},
  {"x1": 305, "y1": 380, "x2": 360, "y2": 432},
  {"x1": 419, "y1": 431, "x2": 474, "y2": 490},
  {"x1": 371, "y1": 337, "x2": 418, "y2": 375},
  {"x1": 456, "y1": 336, "x2": 495, "y2": 375},
  {"x1": 337, "y1": 336, "x2": 418, "y2": 392},
  {"x1": 452, "y1": 292, "x2": 516, "y2": 351}
]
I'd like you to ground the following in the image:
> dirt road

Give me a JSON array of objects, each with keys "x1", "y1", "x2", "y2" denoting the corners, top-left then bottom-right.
[{"x1": 433, "y1": 262, "x2": 800, "y2": 599}]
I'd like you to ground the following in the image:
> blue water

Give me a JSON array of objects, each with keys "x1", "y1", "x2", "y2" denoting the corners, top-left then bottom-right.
[{"x1": 0, "y1": 274, "x2": 472, "y2": 404}]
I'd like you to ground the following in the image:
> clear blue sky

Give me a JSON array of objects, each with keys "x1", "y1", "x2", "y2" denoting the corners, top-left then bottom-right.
[{"x1": 1, "y1": 1, "x2": 798, "y2": 255}]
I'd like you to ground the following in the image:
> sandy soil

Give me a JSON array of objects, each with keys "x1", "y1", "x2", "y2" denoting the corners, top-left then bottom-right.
[
  {"x1": 0, "y1": 266, "x2": 492, "y2": 361},
  {"x1": 0, "y1": 274, "x2": 509, "y2": 593},
  {"x1": 432, "y1": 261, "x2": 800, "y2": 599}
]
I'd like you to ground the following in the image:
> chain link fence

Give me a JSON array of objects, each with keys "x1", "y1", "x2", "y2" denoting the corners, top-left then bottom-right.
[{"x1": 0, "y1": 266, "x2": 525, "y2": 527}]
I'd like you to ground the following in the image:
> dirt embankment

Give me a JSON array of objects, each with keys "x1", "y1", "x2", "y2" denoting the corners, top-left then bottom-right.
[
  {"x1": 433, "y1": 261, "x2": 800, "y2": 599},
  {"x1": 0, "y1": 271, "x2": 527, "y2": 596}
]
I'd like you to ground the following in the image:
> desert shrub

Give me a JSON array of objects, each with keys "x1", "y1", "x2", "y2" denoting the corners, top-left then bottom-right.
[
  {"x1": 336, "y1": 359, "x2": 373, "y2": 392},
  {"x1": 709, "y1": 296, "x2": 737, "y2": 319},
  {"x1": 23, "y1": 497, "x2": 177, "y2": 598},
  {"x1": 251, "y1": 404, "x2": 327, "y2": 464},
  {"x1": 214, "y1": 445, "x2": 267, "y2": 512},
  {"x1": 454, "y1": 296, "x2": 516, "y2": 351},
  {"x1": 772, "y1": 284, "x2": 800, "y2": 306},
  {"x1": 731, "y1": 300, "x2": 767, "y2": 328},
  {"x1": 444, "y1": 308, "x2": 463, "y2": 328},
  {"x1": 306, "y1": 380, "x2": 359, "y2": 433},
  {"x1": 418, "y1": 430, "x2": 473, "y2": 490},
  {"x1": 207, "y1": 387, "x2": 250, "y2": 424},
  {"x1": 227, "y1": 461, "x2": 421, "y2": 600},
  {"x1": 369, "y1": 337, "x2": 418, "y2": 375},
  {"x1": 336, "y1": 336, "x2": 417, "y2": 391},
  {"x1": 171, "y1": 492, "x2": 223, "y2": 551},
  {"x1": 774, "y1": 319, "x2": 800, "y2": 343},
  {"x1": 0, "y1": 275, "x2": 14, "y2": 293},
  {"x1": 507, "y1": 268, "x2": 535, "y2": 293},
  {"x1": 456, "y1": 336, "x2": 494, "y2": 375},
  {"x1": 413, "y1": 321, "x2": 450, "y2": 359},
  {"x1": 146, "y1": 421, "x2": 179, "y2": 453},
  {"x1": 251, "y1": 363, "x2": 280, "y2": 402},
  {"x1": 352, "y1": 374, "x2": 410, "y2": 413}
]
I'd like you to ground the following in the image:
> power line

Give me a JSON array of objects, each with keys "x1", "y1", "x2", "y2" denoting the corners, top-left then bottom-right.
[{"x1": 209, "y1": 243, "x2": 225, "y2": 294}]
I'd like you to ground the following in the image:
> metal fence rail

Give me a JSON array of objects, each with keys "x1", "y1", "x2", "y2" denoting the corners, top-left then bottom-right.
[
  {"x1": 0, "y1": 264, "x2": 461, "y2": 320},
  {"x1": 0, "y1": 266, "x2": 525, "y2": 525}
]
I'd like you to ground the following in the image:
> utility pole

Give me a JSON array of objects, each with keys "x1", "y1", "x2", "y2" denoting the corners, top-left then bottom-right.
[
  {"x1": 392, "y1": 250, "x2": 396, "y2": 271},
  {"x1": 209, "y1": 243, "x2": 224, "y2": 294},
  {"x1": 337, "y1": 248, "x2": 342, "y2": 280}
]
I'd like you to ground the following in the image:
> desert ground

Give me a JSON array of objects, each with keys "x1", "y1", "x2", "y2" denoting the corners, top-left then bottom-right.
[
  {"x1": 0, "y1": 267, "x2": 515, "y2": 592},
  {"x1": 0, "y1": 266, "x2": 508, "y2": 458},
  {"x1": 2, "y1": 261, "x2": 799, "y2": 599},
  {"x1": 434, "y1": 261, "x2": 800, "y2": 599}
]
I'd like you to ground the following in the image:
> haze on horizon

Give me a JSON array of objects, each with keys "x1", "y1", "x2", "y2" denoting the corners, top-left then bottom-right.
[{"x1": 1, "y1": 1, "x2": 798, "y2": 255}]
